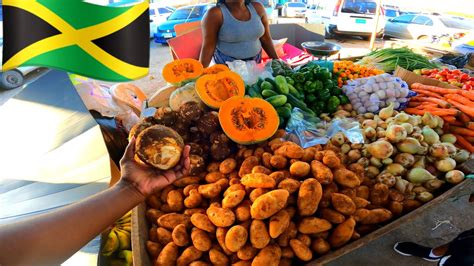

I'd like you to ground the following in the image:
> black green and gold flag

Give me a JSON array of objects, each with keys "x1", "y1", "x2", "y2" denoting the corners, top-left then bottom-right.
[{"x1": 2, "y1": 0, "x2": 149, "y2": 81}]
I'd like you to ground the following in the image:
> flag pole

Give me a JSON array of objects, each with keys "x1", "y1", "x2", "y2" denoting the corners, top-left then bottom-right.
[{"x1": 369, "y1": 0, "x2": 382, "y2": 50}]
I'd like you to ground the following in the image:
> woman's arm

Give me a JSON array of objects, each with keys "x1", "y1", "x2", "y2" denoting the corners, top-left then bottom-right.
[
  {"x1": 199, "y1": 7, "x2": 223, "y2": 67},
  {"x1": 254, "y1": 3, "x2": 279, "y2": 60},
  {"x1": 0, "y1": 139, "x2": 190, "y2": 265}
]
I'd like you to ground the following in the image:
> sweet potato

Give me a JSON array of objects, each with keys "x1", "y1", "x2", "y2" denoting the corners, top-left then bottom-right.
[
  {"x1": 184, "y1": 189, "x2": 202, "y2": 209},
  {"x1": 189, "y1": 261, "x2": 210, "y2": 266},
  {"x1": 191, "y1": 213, "x2": 216, "y2": 233},
  {"x1": 322, "y1": 150, "x2": 341, "y2": 168},
  {"x1": 172, "y1": 224, "x2": 190, "y2": 247},
  {"x1": 319, "y1": 208, "x2": 346, "y2": 224},
  {"x1": 215, "y1": 178, "x2": 229, "y2": 191},
  {"x1": 233, "y1": 261, "x2": 252, "y2": 266},
  {"x1": 146, "y1": 240, "x2": 162, "y2": 258},
  {"x1": 207, "y1": 161, "x2": 220, "y2": 172},
  {"x1": 340, "y1": 188, "x2": 356, "y2": 198},
  {"x1": 297, "y1": 178, "x2": 323, "y2": 216},
  {"x1": 249, "y1": 188, "x2": 270, "y2": 202},
  {"x1": 183, "y1": 184, "x2": 200, "y2": 196},
  {"x1": 239, "y1": 156, "x2": 260, "y2": 177},
  {"x1": 360, "y1": 208, "x2": 393, "y2": 224},
  {"x1": 146, "y1": 208, "x2": 164, "y2": 224},
  {"x1": 222, "y1": 190, "x2": 246, "y2": 209},
  {"x1": 331, "y1": 193, "x2": 356, "y2": 215},
  {"x1": 157, "y1": 213, "x2": 191, "y2": 230},
  {"x1": 310, "y1": 160, "x2": 333, "y2": 185},
  {"x1": 251, "y1": 189, "x2": 289, "y2": 219},
  {"x1": 311, "y1": 238, "x2": 330, "y2": 255},
  {"x1": 254, "y1": 147, "x2": 266, "y2": 159},
  {"x1": 206, "y1": 205, "x2": 235, "y2": 227},
  {"x1": 353, "y1": 208, "x2": 370, "y2": 222},
  {"x1": 209, "y1": 247, "x2": 230, "y2": 265},
  {"x1": 334, "y1": 168, "x2": 361, "y2": 188},
  {"x1": 225, "y1": 225, "x2": 248, "y2": 252},
  {"x1": 146, "y1": 194, "x2": 161, "y2": 209},
  {"x1": 270, "y1": 155, "x2": 288, "y2": 169},
  {"x1": 205, "y1": 171, "x2": 226, "y2": 183},
  {"x1": 237, "y1": 243, "x2": 258, "y2": 261},
  {"x1": 301, "y1": 147, "x2": 316, "y2": 162},
  {"x1": 297, "y1": 233, "x2": 312, "y2": 247},
  {"x1": 252, "y1": 165, "x2": 272, "y2": 175},
  {"x1": 156, "y1": 242, "x2": 178, "y2": 266},
  {"x1": 149, "y1": 227, "x2": 159, "y2": 243},
  {"x1": 388, "y1": 201, "x2": 403, "y2": 216},
  {"x1": 277, "y1": 222, "x2": 297, "y2": 247},
  {"x1": 328, "y1": 217, "x2": 356, "y2": 248},
  {"x1": 353, "y1": 197, "x2": 370, "y2": 209},
  {"x1": 289, "y1": 239, "x2": 312, "y2": 261},
  {"x1": 281, "y1": 247, "x2": 295, "y2": 259},
  {"x1": 250, "y1": 219, "x2": 271, "y2": 249},
  {"x1": 173, "y1": 176, "x2": 200, "y2": 188},
  {"x1": 241, "y1": 173, "x2": 276, "y2": 188},
  {"x1": 198, "y1": 183, "x2": 222, "y2": 199},
  {"x1": 269, "y1": 171, "x2": 286, "y2": 185},
  {"x1": 277, "y1": 178, "x2": 301, "y2": 194},
  {"x1": 289, "y1": 161, "x2": 311, "y2": 178},
  {"x1": 235, "y1": 200, "x2": 251, "y2": 222},
  {"x1": 370, "y1": 183, "x2": 390, "y2": 206},
  {"x1": 251, "y1": 244, "x2": 282, "y2": 266},
  {"x1": 298, "y1": 217, "x2": 332, "y2": 234},
  {"x1": 389, "y1": 189, "x2": 405, "y2": 202},
  {"x1": 269, "y1": 209, "x2": 290, "y2": 238},
  {"x1": 177, "y1": 246, "x2": 202, "y2": 266},
  {"x1": 160, "y1": 185, "x2": 174, "y2": 203},
  {"x1": 285, "y1": 144, "x2": 305, "y2": 159},
  {"x1": 191, "y1": 228, "x2": 212, "y2": 252},
  {"x1": 262, "y1": 152, "x2": 273, "y2": 169},
  {"x1": 279, "y1": 258, "x2": 292, "y2": 266},
  {"x1": 224, "y1": 184, "x2": 245, "y2": 197},
  {"x1": 355, "y1": 185, "x2": 370, "y2": 200},
  {"x1": 183, "y1": 208, "x2": 205, "y2": 216},
  {"x1": 156, "y1": 227, "x2": 173, "y2": 245},
  {"x1": 216, "y1": 227, "x2": 233, "y2": 255},
  {"x1": 320, "y1": 182, "x2": 339, "y2": 208},
  {"x1": 220, "y1": 158, "x2": 237, "y2": 174}
]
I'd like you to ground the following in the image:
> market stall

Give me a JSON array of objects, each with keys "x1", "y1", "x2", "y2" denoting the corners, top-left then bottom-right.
[{"x1": 94, "y1": 42, "x2": 473, "y2": 266}]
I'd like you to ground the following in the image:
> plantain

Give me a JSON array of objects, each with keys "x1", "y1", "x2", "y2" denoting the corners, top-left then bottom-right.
[
  {"x1": 118, "y1": 250, "x2": 133, "y2": 266},
  {"x1": 115, "y1": 229, "x2": 131, "y2": 251},
  {"x1": 102, "y1": 230, "x2": 120, "y2": 256}
]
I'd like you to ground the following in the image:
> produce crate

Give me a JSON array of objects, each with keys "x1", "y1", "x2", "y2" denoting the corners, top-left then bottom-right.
[{"x1": 130, "y1": 178, "x2": 471, "y2": 266}]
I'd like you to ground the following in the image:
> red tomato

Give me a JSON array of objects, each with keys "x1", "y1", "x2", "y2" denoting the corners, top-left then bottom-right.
[
  {"x1": 440, "y1": 70, "x2": 449, "y2": 76},
  {"x1": 460, "y1": 73, "x2": 469, "y2": 81},
  {"x1": 452, "y1": 69, "x2": 462, "y2": 75},
  {"x1": 463, "y1": 84, "x2": 473, "y2": 90},
  {"x1": 447, "y1": 74, "x2": 456, "y2": 80},
  {"x1": 431, "y1": 69, "x2": 439, "y2": 74}
]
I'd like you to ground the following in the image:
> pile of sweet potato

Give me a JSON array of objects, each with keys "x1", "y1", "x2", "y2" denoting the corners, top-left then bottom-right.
[{"x1": 144, "y1": 131, "x2": 408, "y2": 265}]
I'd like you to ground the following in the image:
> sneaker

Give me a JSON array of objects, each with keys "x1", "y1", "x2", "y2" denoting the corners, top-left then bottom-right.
[{"x1": 393, "y1": 242, "x2": 442, "y2": 262}]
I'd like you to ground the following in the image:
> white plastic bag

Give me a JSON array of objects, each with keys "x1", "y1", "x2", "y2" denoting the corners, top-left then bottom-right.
[{"x1": 227, "y1": 60, "x2": 273, "y2": 85}]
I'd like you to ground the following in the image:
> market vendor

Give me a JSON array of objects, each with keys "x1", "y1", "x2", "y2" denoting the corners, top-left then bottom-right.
[{"x1": 199, "y1": 0, "x2": 279, "y2": 67}]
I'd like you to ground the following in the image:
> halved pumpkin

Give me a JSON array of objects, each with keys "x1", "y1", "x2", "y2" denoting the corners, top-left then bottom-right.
[
  {"x1": 162, "y1": 59, "x2": 204, "y2": 84},
  {"x1": 203, "y1": 64, "x2": 230, "y2": 75},
  {"x1": 196, "y1": 71, "x2": 245, "y2": 109},
  {"x1": 218, "y1": 96, "x2": 279, "y2": 144}
]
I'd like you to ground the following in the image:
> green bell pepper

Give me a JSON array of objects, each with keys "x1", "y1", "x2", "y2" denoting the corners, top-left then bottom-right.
[
  {"x1": 318, "y1": 88, "x2": 331, "y2": 102},
  {"x1": 339, "y1": 94, "x2": 350, "y2": 105},
  {"x1": 285, "y1": 76, "x2": 295, "y2": 86},
  {"x1": 327, "y1": 96, "x2": 341, "y2": 113}
]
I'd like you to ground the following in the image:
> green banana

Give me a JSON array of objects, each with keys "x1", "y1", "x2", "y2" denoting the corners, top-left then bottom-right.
[
  {"x1": 118, "y1": 250, "x2": 133, "y2": 266},
  {"x1": 102, "y1": 230, "x2": 120, "y2": 256},
  {"x1": 119, "y1": 226, "x2": 131, "y2": 232},
  {"x1": 115, "y1": 229, "x2": 131, "y2": 250}
]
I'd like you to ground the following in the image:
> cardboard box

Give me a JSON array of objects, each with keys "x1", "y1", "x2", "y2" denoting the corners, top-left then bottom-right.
[{"x1": 394, "y1": 66, "x2": 459, "y2": 90}]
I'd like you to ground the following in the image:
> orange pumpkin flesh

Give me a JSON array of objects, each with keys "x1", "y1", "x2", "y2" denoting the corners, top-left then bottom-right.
[
  {"x1": 196, "y1": 71, "x2": 245, "y2": 109},
  {"x1": 162, "y1": 59, "x2": 204, "y2": 84},
  {"x1": 218, "y1": 96, "x2": 279, "y2": 144},
  {"x1": 203, "y1": 64, "x2": 230, "y2": 74}
]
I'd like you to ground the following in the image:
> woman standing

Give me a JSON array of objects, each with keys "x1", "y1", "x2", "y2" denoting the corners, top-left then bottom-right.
[{"x1": 199, "y1": 0, "x2": 279, "y2": 67}]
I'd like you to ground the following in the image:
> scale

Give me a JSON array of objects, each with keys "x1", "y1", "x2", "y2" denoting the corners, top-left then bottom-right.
[{"x1": 301, "y1": 41, "x2": 342, "y2": 71}]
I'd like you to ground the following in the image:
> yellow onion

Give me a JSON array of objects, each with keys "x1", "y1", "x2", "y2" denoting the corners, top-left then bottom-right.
[
  {"x1": 421, "y1": 126, "x2": 439, "y2": 145},
  {"x1": 445, "y1": 170, "x2": 465, "y2": 184},
  {"x1": 453, "y1": 149, "x2": 470, "y2": 163},
  {"x1": 366, "y1": 166, "x2": 380, "y2": 178},
  {"x1": 413, "y1": 156, "x2": 426, "y2": 168},
  {"x1": 435, "y1": 116, "x2": 444, "y2": 128},
  {"x1": 386, "y1": 125, "x2": 407, "y2": 143},
  {"x1": 407, "y1": 115, "x2": 421, "y2": 126},
  {"x1": 422, "y1": 112, "x2": 438, "y2": 128},
  {"x1": 443, "y1": 143, "x2": 457, "y2": 155},
  {"x1": 385, "y1": 163, "x2": 406, "y2": 176},
  {"x1": 376, "y1": 172, "x2": 396, "y2": 187},
  {"x1": 341, "y1": 143, "x2": 351, "y2": 154},
  {"x1": 364, "y1": 127, "x2": 376, "y2": 140},
  {"x1": 407, "y1": 168, "x2": 436, "y2": 184},
  {"x1": 395, "y1": 112, "x2": 410, "y2": 122},
  {"x1": 429, "y1": 143, "x2": 449, "y2": 159},
  {"x1": 397, "y1": 138, "x2": 427, "y2": 154},
  {"x1": 362, "y1": 119, "x2": 377, "y2": 129},
  {"x1": 401, "y1": 123, "x2": 414, "y2": 134},
  {"x1": 416, "y1": 191, "x2": 434, "y2": 202},
  {"x1": 370, "y1": 157, "x2": 383, "y2": 167},
  {"x1": 357, "y1": 157, "x2": 370, "y2": 167},
  {"x1": 379, "y1": 102, "x2": 395, "y2": 120},
  {"x1": 331, "y1": 132, "x2": 345, "y2": 146},
  {"x1": 394, "y1": 153, "x2": 415, "y2": 168},
  {"x1": 424, "y1": 179, "x2": 444, "y2": 191},
  {"x1": 395, "y1": 176, "x2": 409, "y2": 193},
  {"x1": 440, "y1": 134, "x2": 456, "y2": 144},
  {"x1": 412, "y1": 186, "x2": 428, "y2": 194},
  {"x1": 434, "y1": 158, "x2": 456, "y2": 172},
  {"x1": 367, "y1": 140, "x2": 394, "y2": 159},
  {"x1": 382, "y1": 158, "x2": 393, "y2": 165}
]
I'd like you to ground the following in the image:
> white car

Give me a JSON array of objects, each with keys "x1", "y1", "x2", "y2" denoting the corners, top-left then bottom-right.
[
  {"x1": 305, "y1": 0, "x2": 385, "y2": 39},
  {"x1": 384, "y1": 14, "x2": 473, "y2": 41},
  {"x1": 282, "y1": 2, "x2": 307, "y2": 18},
  {"x1": 149, "y1": 4, "x2": 175, "y2": 38}
]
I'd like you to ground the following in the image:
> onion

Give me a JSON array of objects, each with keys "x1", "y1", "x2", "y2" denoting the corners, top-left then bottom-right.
[
  {"x1": 434, "y1": 158, "x2": 456, "y2": 172},
  {"x1": 417, "y1": 191, "x2": 434, "y2": 202},
  {"x1": 445, "y1": 170, "x2": 465, "y2": 184},
  {"x1": 394, "y1": 153, "x2": 415, "y2": 168},
  {"x1": 421, "y1": 126, "x2": 440, "y2": 145},
  {"x1": 453, "y1": 149, "x2": 470, "y2": 163},
  {"x1": 367, "y1": 140, "x2": 394, "y2": 159},
  {"x1": 407, "y1": 168, "x2": 436, "y2": 184},
  {"x1": 386, "y1": 125, "x2": 407, "y2": 143},
  {"x1": 440, "y1": 134, "x2": 456, "y2": 144}
]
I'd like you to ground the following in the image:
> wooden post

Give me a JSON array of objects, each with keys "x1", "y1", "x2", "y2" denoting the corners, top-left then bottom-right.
[{"x1": 369, "y1": 0, "x2": 382, "y2": 50}]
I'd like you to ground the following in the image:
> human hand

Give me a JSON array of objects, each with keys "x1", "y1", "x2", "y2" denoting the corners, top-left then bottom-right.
[{"x1": 119, "y1": 137, "x2": 191, "y2": 198}]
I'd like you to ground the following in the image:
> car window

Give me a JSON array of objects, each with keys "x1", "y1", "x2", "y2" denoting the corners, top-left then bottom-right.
[
  {"x1": 385, "y1": 9, "x2": 398, "y2": 18},
  {"x1": 341, "y1": 0, "x2": 377, "y2": 14},
  {"x1": 412, "y1": 16, "x2": 433, "y2": 25},
  {"x1": 158, "y1": 8, "x2": 173, "y2": 14},
  {"x1": 440, "y1": 18, "x2": 474, "y2": 30},
  {"x1": 149, "y1": 9, "x2": 156, "y2": 16},
  {"x1": 392, "y1": 14, "x2": 415, "y2": 23},
  {"x1": 168, "y1": 6, "x2": 203, "y2": 21},
  {"x1": 288, "y1": 2, "x2": 306, "y2": 7}
]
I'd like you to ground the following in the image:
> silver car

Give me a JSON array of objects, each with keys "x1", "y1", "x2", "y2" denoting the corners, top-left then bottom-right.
[{"x1": 384, "y1": 14, "x2": 473, "y2": 40}]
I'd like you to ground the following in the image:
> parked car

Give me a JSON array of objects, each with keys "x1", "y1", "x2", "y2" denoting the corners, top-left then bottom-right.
[
  {"x1": 383, "y1": 5, "x2": 400, "y2": 20},
  {"x1": 154, "y1": 4, "x2": 213, "y2": 44},
  {"x1": 282, "y1": 2, "x2": 306, "y2": 18},
  {"x1": 149, "y1": 4, "x2": 175, "y2": 38},
  {"x1": 304, "y1": 0, "x2": 385, "y2": 38},
  {"x1": 384, "y1": 15, "x2": 474, "y2": 41}
]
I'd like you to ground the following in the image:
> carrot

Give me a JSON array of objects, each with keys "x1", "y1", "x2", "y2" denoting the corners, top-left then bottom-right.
[
  {"x1": 411, "y1": 83, "x2": 461, "y2": 95},
  {"x1": 466, "y1": 122, "x2": 474, "y2": 131},
  {"x1": 411, "y1": 96, "x2": 451, "y2": 108},
  {"x1": 408, "y1": 101, "x2": 423, "y2": 107},
  {"x1": 417, "y1": 107, "x2": 459, "y2": 116},
  {"x1": 404, "y1": 108, "x2": 459, "y2": 117},
  {"x1": 463, "y1": 136, "x2": 474, "y2": 143},
  {"x1": 448, "y1": 120, "x2": 464, "y2": 127},
  {"x1": 412, "y1": 89, "x2": 443, "y2": 99},
  {"x1": 444, "y1": 94, "x2": 474, "y2": 107},
  {"x1": 453, "y1": 134, "x2": 474, "y2": 153},
  {"x1": 442, "y1": 116, "x2": 456, "y2": 123},
  {"x1": 460, "y1": 90, "x2": 474, "y2": 101},
  {"x1": 446, "y1": 99, "x2": 474, "y2": 118},
  {"x1": 459, "y1": 113, "x2": 471, "y2": 123},
  {"x1": 413, "y1": 103, "x2": 438, "y2": 109},
  {"x1": 449, "y1": 126, "x2": 474, "y2": 137}
]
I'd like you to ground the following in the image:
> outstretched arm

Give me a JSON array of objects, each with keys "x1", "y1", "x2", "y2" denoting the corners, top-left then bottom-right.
[
  {"x1": 254, "y1": 3, "x2": 279, "y2": 60},
  {"x1": 0, "y1": 139, "x2": 190, "y2": 265}
]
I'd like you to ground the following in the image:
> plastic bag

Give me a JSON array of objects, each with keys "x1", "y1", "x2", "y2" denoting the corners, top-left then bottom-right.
[
  {"x1": 75, "y1": 80, "x2": 124, "y2": 118},
  {"x1": 227, "y1": 60, "x2": 273, "y2": 85},
  {"x1": 285, "y1": 108, "x2": 364, "y2": 148}
]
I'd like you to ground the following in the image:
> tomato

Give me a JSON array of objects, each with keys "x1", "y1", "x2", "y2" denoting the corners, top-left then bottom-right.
[
  {"x1": 447, "y1": 74, "x2": 456, "y2": 80},
  {"x1": 452, "y1": 69, "x2": 462, "y2": 75},
  {"x1": 439, "y1": 70, "x2": 449, "y2": 76},
  {"x1": 421, "y1": 68, "x2": 431, "y2": 75},
  {"x1": 460, "y1": 73, "x2": 469, "y2": 81},
  {"x1": 431, "y1": 69, "x2": 439, "y2": 74},
  {"x1": 463, "y1": 84, "x2": 473, "y2": 90}
]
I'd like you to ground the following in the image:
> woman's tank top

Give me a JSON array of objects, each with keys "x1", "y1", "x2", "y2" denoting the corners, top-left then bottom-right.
[{"x1": 216, "y1": 3, "x2": 265, "y2": 59}]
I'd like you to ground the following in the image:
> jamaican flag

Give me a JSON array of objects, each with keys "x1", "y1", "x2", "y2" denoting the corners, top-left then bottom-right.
[{"x1": 2, "y1": 0, "x2": 149, "y2": 81}]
